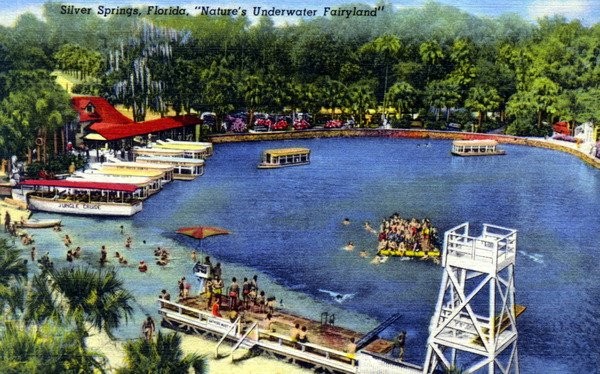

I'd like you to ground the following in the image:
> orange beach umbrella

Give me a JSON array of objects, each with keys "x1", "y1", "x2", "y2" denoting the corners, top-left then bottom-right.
[{"x1": 176, "y1": 226, "x2": 230, "y2": 240}]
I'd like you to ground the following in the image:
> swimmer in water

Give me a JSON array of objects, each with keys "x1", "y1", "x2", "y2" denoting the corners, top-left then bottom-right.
[
  {"x1": 359, "y1": 250, "x2": 369, "y2": 258},
  {"x1": 344, "y1": 241, "x2": 355, "y2": 251},
  {"x1": 342, "y1": 218, "x2": 351, "y2": 225}
]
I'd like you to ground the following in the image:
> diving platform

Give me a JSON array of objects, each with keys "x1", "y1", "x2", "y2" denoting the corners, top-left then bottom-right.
[{"x1": 424, "y1": 222, "x2": 522, "y2": 374}]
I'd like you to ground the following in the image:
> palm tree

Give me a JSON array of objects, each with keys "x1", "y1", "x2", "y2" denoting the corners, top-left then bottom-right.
[
  {"x1": 0, "y1": 238, "x2": 28, "y2": 319},
  {"x1": 240, "y1": 74, "x2": 266, "y2": 127},
  {"x1": 385, "y1": 82, "x2": 417, "y2": 120},
  {"x1": 348, "y1": 82, "x2": 376, "y2": 127},
  {"x1": 424, "y1": 80, "x2": 461, "y2": 122},
  {"x1": 315, "y1": 77, "x2": 348, "y2": 119},
  {"x1": 26, "y1": 267, "x2": 134, "y2": 339},
  {"x1": 419, "y1": 40, "x2": 444, "y2": 85},
  {"x1": 362, "y1": 35, "x2": 402, "y2": 109},
  {"x1": 465, "y1": 85, "x2": 502, "y2": 131},
  {"x1": 0, "y1": 320, "x2": 107, "y2": 374},
  {"x1": 118, "y1": 331, "x2": 206, "y2": 374}
]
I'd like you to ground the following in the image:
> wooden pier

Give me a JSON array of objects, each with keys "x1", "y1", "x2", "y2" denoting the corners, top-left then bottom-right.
[{"x1": 158, "y1": 297, "x2": 420, "y2": 373}]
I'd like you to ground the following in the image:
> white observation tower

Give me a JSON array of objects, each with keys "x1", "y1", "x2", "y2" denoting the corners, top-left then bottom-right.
[{"x1": 423, "y1": 222, "x2": 520, "y2": 374}]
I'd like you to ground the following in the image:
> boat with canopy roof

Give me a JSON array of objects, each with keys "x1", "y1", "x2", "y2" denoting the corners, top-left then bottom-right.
[
  {"x1": 17, "y1": 179, "x2": 143, "y2": 216},
  {"x1": 258, "y1": 147, "x2": 311, "y2": 169}
]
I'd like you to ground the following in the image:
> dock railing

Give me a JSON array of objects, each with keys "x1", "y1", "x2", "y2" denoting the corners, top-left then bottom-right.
[
  {"x1": 158, "y1": 299, "x2": 235, "y2": 334},
  {"x1": 215, "y1": 316, "x2": 241, "y2": 357},
  {"x1": 159, "y1": 298, "x2": 358, "y2": 373}
]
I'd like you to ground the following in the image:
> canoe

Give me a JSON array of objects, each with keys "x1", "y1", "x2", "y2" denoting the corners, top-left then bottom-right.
[{"x1": 17, "y1": 218, "x2": 62, "y2": 229}]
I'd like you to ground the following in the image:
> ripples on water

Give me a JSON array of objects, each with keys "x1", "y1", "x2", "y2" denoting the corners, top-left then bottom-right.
[{"x1": 15, "y1": 138, "x2": 600, "y2": 373}]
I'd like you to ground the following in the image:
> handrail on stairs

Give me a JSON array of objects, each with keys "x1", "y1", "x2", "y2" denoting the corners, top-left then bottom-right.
[
  {"x1": 230, "y1": 321, "x2": 258, "y2": 359},
  {"x1": 215, "y1": 317, "x2": 240, "y2": 358}
]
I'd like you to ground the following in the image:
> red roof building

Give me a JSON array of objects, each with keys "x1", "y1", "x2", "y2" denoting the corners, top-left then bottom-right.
[
  {"x1": 70, "y1": 96, "x2": 201, "y2": 143},
  {"x1": 71, "y1": 96, "x2": 132, "y2": 125},
  {"x1": 89, "y1": 115, "x2": 201, "y2": 141}
]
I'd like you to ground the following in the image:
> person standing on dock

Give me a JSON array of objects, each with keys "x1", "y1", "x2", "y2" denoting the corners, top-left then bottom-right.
[
  {"x1": 228, "y1": 277, "x2": 240, "y2": 310},
  {"x1": 178, "y1": 277, "x2": 186, "y2": 299},
  {"x1": 298, "y1": 326, "x2": 308, "y2": 344},
  {"x1": 212, "y1": 275, "x2": 224, "y2": 306},
  {"x1": 242, "y1": 277, "x2": 251, "y2": 308}
]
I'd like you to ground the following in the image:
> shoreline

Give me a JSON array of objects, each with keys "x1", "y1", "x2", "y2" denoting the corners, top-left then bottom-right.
[
  {"x1": 86, "y1": 329, "x2": 313, "y2": 374},
  {"x1": 206, "y1": 128, "x2": 600, "y2": 170}
]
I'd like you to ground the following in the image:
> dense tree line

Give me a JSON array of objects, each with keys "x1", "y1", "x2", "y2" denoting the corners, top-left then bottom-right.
[{"x1": 1, "y1": 1, "x2": 600, "y2": 159}]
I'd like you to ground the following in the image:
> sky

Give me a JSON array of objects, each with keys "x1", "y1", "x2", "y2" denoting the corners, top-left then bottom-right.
[{"x1": 1, "y1": 0, "x2": 599, "y2": 27}]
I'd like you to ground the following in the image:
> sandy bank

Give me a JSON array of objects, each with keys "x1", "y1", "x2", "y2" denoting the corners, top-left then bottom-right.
[{"x1": 87, "y1": 329, "x2": 312, "y2": 374}]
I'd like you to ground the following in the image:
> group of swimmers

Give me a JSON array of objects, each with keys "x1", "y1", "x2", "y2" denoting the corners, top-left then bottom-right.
[
  {"x1": 377, "y1": 214, "x2": 438, "y2": 254},
  {"x1": 342, "y1": 215, "x2": 440, "y2": 263}
]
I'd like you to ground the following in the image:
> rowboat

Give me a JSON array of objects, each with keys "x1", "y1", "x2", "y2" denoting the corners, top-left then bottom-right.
[{"x1": 17, "y1": 218, "x2": 62, "y2": 228}]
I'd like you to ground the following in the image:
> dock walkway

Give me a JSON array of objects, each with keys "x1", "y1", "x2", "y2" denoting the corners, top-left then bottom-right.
[{"x1": 158, "y1": 296, "x2": 402, "y2": 373}]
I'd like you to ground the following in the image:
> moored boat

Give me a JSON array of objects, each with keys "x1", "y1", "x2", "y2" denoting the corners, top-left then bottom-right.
[
  {"x1": 135, "y1": 156, "x2": 205, "y2": 180},
  {"x1": 68, "y1": 173, "x2": 158, "y2": 199},
  {"x1": 16, "y1": 218, "x2": 62, "y2": 228},
  {"x1": 98, "y1": 161, "x2": 174, "y2": 184},
  {"x1": 18, "y1": 179, "x2": 143, "y2": 217},
  {"x1": 155, "y1": 140, "x2": 212, "y2": 158},
  {"x1": 133, "y1": 147, "x2": 186, "y2": 158},
  {"x1": 451, "y1": 139, "x2": 506, "y2": 156},
  {"x1": 258, "y1": 147, "x2": 310, "y2": 169}
]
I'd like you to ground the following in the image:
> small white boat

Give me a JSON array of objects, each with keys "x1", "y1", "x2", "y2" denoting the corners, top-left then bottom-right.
[
  {"x1": 451, "y1": 139, "x2": 506, "y2": 156},
  {"x1": 17, "y1": 218, "x2": 61, "y2": 229},
  {"x1": 258, "y1": 148, "x2": 310, "y2": 169}
]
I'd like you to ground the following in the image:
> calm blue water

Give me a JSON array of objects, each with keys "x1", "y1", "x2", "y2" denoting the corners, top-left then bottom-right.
[{"x1": 12, "y1": 137, "x2": 600, "y2": 373}]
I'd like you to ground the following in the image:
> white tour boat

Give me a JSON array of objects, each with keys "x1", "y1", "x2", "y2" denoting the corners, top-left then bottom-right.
[
  {"x1": 19, "y1": 179, "x2": 143, "y2": 216},
  {"x1": 258, "y1": 148, "x2": 311, "y2": 169},
  {"x1": 135, "y1": 156, "x2": 205, "y2": 180},
  {"x1": 451, "y1": 139, "x2": 506, "y2": 156}
]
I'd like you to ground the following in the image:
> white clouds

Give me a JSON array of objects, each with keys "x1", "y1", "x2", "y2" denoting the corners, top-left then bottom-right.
[{"x1": 527, "y1": 0, "x2": 594, "y2": 21}]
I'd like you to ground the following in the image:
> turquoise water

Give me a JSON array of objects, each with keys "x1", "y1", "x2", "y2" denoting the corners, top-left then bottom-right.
[{"x1": 10, "y1": 137, "x2": 600, "y2": 373}]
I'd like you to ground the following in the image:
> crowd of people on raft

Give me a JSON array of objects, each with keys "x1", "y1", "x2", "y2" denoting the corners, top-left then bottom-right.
[{"x1": 376, "y1": 214, "x2": 439, "y2": 255}]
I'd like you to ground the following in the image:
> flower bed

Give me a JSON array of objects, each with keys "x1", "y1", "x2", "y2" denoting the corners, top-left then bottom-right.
[{"x1": 324, "y1": 119, "x2": 343, "y2": 128}]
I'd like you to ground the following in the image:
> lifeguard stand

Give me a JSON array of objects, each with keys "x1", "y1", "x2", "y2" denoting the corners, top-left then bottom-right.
[{"x1": 423, "y1": 223, "x2": 519, "y2": 374}]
